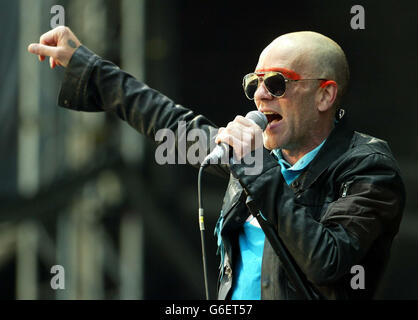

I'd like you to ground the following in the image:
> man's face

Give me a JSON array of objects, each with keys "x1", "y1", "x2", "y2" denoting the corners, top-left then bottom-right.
[{"x1": 253, "y1": 42, "x2": 319, "y2": 151}]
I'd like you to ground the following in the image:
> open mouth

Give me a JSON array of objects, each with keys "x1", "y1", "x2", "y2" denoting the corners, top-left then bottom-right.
[{"x1": 264, "y1": 111, "x2": 283, "y2": 124}]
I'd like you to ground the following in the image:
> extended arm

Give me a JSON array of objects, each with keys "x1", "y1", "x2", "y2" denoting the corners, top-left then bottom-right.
[{"x1": 28, "y1": 27, "x2": 229, "y2": 177}]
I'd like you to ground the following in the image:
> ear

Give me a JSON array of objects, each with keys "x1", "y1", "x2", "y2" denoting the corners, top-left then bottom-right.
[{"x1": 316, "y1": 81, "x2": 338, "y2": 112}]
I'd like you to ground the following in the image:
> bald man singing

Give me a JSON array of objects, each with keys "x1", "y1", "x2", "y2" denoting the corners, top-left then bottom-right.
[{"x1": 28, "y1": 27, "x2": 405, "y2": 300}]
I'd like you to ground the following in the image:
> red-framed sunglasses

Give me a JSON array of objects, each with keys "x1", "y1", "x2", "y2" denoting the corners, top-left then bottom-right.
[{"x1": 242, "y1": 67, "x2": 336, "y2": 100}]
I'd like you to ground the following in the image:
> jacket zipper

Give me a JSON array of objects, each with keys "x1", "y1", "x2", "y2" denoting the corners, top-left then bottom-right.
[{"x1": 341, "y1": 181, "x2": 353, "y2": 198}]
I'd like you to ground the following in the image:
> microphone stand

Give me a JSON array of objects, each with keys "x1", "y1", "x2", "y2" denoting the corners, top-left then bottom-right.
[{"x1": 198, "y1": 166, "x2": 210, "y2": 300}]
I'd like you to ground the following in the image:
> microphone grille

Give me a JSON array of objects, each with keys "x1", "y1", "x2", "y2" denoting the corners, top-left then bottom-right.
[{"x1": 245, "y1": 110, "x2": 268, "y2": 131}]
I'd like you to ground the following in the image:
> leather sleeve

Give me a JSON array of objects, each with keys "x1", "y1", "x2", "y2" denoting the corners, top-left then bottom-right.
[
  {"x1": 57, "y1": 46, "x2": 229, "y2": 177},
  {"x1": 231, "y1": 151, "x2": 405, "y2": 286}
]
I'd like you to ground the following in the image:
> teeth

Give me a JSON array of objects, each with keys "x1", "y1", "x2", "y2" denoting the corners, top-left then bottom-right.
[{"x1": 263, "y1": 112, "x2": 277, "y2": 115}]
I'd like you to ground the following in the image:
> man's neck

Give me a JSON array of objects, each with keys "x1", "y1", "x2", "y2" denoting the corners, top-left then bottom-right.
[
  {"x1": 281, "y1": 141, "x2": 322, "y2": 165},
  {"x1": 281, "y1": 124, "x2": 334, "y2": 165}
]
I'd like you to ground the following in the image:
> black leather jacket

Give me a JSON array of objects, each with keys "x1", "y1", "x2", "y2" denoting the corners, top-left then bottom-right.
[{"x1": 58, "y1": 46, "x2": 406, "y2": 300}]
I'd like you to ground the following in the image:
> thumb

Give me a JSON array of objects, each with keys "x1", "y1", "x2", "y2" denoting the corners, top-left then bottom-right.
[{"x1": 28, "y1": 43, "x2": 58, "y2": 59}]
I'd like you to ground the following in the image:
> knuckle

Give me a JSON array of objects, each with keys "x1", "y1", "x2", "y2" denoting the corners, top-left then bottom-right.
[
  {"x1": 40, "y1": 33, "x2": 48, "y2": 43},
  {"x1": 242, "y1": 127, "x2": 252, "y2": 136},
  {"x1": 56, "y1": 26, "x2": 68, "y2": 36}
]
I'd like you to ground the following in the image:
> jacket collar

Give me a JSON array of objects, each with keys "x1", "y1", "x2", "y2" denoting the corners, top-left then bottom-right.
[{"x1": 294, "y1": 110, "x2": 354, "y2": 191}]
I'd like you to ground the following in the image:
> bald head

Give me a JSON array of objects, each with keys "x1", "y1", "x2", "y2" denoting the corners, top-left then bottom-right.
[{"x1": 259, "y1": 31, "x2": 350, "y2": 107}]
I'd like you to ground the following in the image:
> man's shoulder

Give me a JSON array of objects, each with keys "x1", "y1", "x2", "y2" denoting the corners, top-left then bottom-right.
[
  {"x1": 350, "y1": 131, "x2": 394, "y2": 158},
  {"x1": 339, "y1": 131, "x2": 401, "y2": 172},
  {"x1": 349, "y1": 130, "x2": 388, "y2": 150}
]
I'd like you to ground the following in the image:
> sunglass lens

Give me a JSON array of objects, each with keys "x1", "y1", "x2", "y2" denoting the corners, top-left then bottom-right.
[
  {"x1": 244, "y1": 76, "x2": 259, "y2": 100},
  {"x1": 264, "y1": 73, "x2": 286, "y2": 97}
]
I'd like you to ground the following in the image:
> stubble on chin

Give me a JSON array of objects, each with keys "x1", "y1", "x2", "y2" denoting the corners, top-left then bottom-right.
[{"x1": 263, "y1": 133, "x2": 279, "y2": 151}]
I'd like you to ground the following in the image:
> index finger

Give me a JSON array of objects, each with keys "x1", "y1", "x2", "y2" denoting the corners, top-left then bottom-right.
[
  {"x1": 27, "y1": 43, "x2": 58, "y2": 59},
  {"x1": 30, "y1": 29, "x2": 61, "y2": 61}
]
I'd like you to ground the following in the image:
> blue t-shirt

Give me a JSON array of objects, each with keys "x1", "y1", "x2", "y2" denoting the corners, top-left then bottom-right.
[
  {"x1": 230, "y1": 217, "x2": 265, "y2": 300},
  {"x1": 230, "y1": 140, "x2": 326, "y2": 300}
]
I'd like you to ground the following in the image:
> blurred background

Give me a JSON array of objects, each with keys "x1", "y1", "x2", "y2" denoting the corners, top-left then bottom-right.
[{"x1": 0, "y1": 0, "x2": 416, "y2": 299}]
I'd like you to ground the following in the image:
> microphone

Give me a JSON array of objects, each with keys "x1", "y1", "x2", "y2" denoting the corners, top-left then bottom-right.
[{"x1": 201, "y1": 110, "x2": 268, "y2": 168}]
